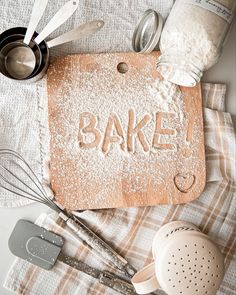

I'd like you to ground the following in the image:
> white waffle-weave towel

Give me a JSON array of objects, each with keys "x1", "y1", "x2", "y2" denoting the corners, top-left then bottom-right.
[{"x1": 0, "y1": 0, "x2": 174, "y2": 207}]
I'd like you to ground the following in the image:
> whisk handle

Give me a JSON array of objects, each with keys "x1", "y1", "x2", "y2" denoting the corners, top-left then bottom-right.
[{"x1": 59, "y1": 213, "x2": 136, "y2": 278}]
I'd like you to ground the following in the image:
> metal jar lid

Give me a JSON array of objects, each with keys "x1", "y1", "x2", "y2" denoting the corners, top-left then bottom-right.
[{"x1": 132, "y1": 9, "x2": 163, "y2": 54}]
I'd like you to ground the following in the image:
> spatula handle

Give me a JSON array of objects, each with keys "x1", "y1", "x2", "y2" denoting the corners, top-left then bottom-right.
[
  {"x1": 58, "y1": 253, "x2": 137, "y2": 295},
  {"x1": 59, "y1": 212, "x2": 136, "y2": 278},
  {"x1": 24, "y1": 0, "x2": 49, "y2": 45},
  {"x1": 34, "y1": 0, "x2": 79, "y2": 45},
  {"x1": 47, "y1": 20, "x2": 104, "y2": 48}
]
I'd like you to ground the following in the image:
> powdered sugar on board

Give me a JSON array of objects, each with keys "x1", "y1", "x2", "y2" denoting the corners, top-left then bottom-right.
[{"x1": 47, "y1": 52, "x2": 206, "y2": 210}]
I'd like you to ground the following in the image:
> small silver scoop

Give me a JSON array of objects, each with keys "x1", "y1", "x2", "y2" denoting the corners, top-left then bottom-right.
[{"x1": 9, "y1": 220, "x2": 136, "y2": 295}]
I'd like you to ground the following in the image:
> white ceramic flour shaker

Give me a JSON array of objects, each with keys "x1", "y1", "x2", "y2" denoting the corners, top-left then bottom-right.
[
  {"x1": 131, "y1": 221, "x2": 224, "y2": 295},
  {"x1": 157, "y1": 0, "x2": 236, "y2": 87}
]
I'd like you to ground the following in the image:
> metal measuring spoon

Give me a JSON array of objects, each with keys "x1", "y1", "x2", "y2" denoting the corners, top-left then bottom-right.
[
  {"x1": 3, "y1": 0, "x2": 79, "y2": 80},
  {"x1": 34, "y1": 0, "x2": 79, "y2": 45},
  {"x1": 0, "y1": 28, "x2": 47, "y2": 81},
  {"x1": 26, "y1": 20, "x2": 104, "y2": 80}
]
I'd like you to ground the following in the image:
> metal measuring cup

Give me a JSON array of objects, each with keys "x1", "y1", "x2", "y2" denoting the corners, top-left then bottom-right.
[
  {"x1": 0, "y1": 33, "x2": 42, "y2": 79},
  {"x1": 0, "y1": 41, "x2": 36, "y2": 79},
  {"x1": 0, "y1": 20, "x2": 104, "y2": 82},
  {"x1": 0, "y1": 27, "x2": 49, "y2": 82},
  {"x1": 0, "y1": 0, "x2": 79, "y2": 81}
]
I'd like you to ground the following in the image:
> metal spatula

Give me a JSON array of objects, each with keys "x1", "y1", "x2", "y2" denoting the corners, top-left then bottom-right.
[{"x1": 9, "y1": 220, "x2": 136, "y2": 295}]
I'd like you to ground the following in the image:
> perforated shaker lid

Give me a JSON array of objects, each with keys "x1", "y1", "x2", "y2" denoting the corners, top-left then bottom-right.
[
  {"x1": 132, "y1": 221, "x2": 224, "y2": 295},
  {"x1": 132, "y1": 9, "x2": 163, "y2": 54},
  {"x1": 155, "y1": 231, "x2": 225, "y2": 295},
  {"x1": 152, "y1": 221, "x2": 200, "y2": 258}
]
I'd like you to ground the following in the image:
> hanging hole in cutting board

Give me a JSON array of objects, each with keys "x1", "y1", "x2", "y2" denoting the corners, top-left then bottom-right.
[{"x1": 117, "y1": 62, "x2": 128, "y2": 74}]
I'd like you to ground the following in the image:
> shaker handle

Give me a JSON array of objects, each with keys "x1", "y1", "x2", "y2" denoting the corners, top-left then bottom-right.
[{"x1": 131, "y1": 262, "x2": 161, "y2": 294}]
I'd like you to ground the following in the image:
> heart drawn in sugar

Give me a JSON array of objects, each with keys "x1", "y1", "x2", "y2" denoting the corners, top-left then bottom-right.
[{"x1": 174, "y1": 173, "x2": 196, "y2": 193}]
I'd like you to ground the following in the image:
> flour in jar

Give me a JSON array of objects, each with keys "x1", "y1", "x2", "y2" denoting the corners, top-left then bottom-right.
[{"x1": 158, "y1": 0, "x2": 236, "y2": 86}]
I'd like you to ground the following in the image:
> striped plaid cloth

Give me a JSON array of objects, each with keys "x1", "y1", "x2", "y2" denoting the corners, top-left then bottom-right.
[{"x1": 4, "y1": 83, "x2": 236, "y2": 295}]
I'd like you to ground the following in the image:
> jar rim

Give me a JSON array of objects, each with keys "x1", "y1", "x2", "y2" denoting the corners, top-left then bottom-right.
[
  {"x1": 157, "y1": 55, "x2": 203, "y2": 87},
  {"x1": 132, "y1": 9, "x2": 163, "y2": 54}
]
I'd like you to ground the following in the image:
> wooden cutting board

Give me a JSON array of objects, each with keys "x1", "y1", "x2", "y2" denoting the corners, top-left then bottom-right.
[{"x1": 47, "y1": 52, "x2": 206, "y2": 210}]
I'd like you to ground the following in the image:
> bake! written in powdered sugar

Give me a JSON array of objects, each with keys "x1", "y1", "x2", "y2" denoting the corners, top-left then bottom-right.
[
  {"x1": 48, "y1": 53, "x2": 202, "y2": 209},
  {"x1": 53, "y1": 77, "x2": 192, "y2": 195},
  {"x1": 77, "y1": 79, "x2": 186, "y2": 155}
]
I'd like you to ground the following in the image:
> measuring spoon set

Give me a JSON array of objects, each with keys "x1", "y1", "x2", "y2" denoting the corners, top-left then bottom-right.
[{"x1": 0, "y1": 0, "x2": 104, "y2": 82}]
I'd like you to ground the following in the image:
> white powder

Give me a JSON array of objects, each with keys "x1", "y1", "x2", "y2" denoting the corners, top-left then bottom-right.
[
  {"x1": 158, "y1": 0, "x2": 235, "y2": 86},
  {"x1": 48, "y1": 54, "x2": 203, "y2": 210}
]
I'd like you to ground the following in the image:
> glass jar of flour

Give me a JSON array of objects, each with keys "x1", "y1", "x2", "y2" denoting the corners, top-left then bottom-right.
[{"x1": 157, "y1": 0, "x2": 236, "y2": 87}]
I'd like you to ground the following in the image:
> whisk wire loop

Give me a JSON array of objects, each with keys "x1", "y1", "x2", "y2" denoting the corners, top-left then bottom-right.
[
  {"x1": 0, "y1": 149, "x2": 48, "y2": 197},
  {"x1": 0, "y1": 149, "x2": 62, "y2": 212}
]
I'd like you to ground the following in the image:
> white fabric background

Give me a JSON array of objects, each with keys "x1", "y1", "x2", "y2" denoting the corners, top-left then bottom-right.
[{"x1": 0, "y1": 0, "x2": 174, "y2": 207}]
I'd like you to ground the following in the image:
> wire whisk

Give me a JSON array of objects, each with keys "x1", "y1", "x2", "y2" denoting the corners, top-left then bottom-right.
[
  {"x1": 0, "y1": 149, "x2": 61, "y2": 212},
  {"x1": 0, "y1": 149, "x2": 136, "y2": 278}
]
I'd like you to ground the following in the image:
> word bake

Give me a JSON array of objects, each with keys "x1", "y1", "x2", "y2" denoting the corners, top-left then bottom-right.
[{"x1": 78, "y1": 109, "x2": 191, "y2": 154}]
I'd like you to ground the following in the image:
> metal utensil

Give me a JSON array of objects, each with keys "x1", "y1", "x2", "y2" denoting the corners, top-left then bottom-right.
[
  {"x1": 0, "y1": 41, "x2": 39, "y2": 79},
  {"x1": 0, "y1": 149, "x2": 136, "y2": 278},
  {"x1": 0, "y1": 0, "x2": 79, "y2": 80},
  {"x1": 24, "y1": 20, "x2": 104, "y2": 77},
  {"x1": 0, "y1": 20, "x2": 104, "y2": 81},
  {"x1": 24, "y1": 0, "x2": 49, "y2": 45},
  {"x1": 132, "y1": 9, "x2": 163, "y2": 53},
  {"x1": 47, "y1": 20, "x2": 104, "y2": 48},
  {"x1": 25, "y1": 19, "x2": 104, "y2": 76},
  {"x1": 0, "y1": 28, "x2": 37, "y2": 50},
  {"x1": 9, "y1": 220, "x2": 136, "y2": 295},
  {"x1": 34, "y1": 0, "x2": 79, "y2": 45},
  {"x1": 0, "y1": 29, "x2": 44, "y2": 80},
  {"x1": 1, "y1": 0, "x2": 49, "y2": 77}
]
